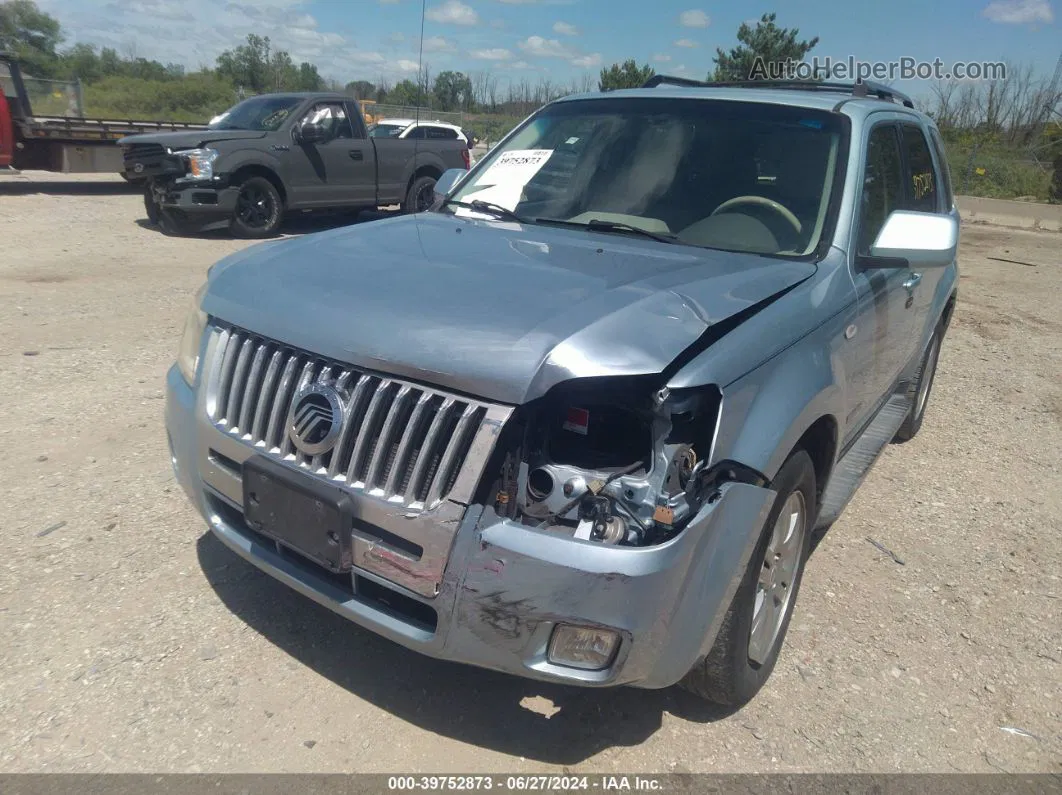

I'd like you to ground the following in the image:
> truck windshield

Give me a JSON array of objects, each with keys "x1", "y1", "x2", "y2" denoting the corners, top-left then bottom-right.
[
  {"x1": 208, "y1": 96, "x2": 304, "y2": 132},
  {"x1": 447, "y1": 97, "x2": 846, "y2": 257}
]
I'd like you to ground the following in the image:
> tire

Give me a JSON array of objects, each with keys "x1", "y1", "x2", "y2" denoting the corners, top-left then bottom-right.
[
  {"x1": 143, "y1": 183, "x2": 160, "y2": 226},
  {"x1": 229, "y1": 175, "x2": 284, "y2": 238},
  {"x1": 680, "y1": 449, "x2": 817, "y2": 706},
  {"x1": 402, "y1": 174, "x2": 437, "y2": 214},
  {"x1": 893, "y1": 324, "x2": 942, "y2": 443}
]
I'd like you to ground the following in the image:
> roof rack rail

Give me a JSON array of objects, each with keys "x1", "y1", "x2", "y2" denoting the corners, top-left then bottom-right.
[{"x1": 642, "y1": 74, "x2": 915, "y2": 109}]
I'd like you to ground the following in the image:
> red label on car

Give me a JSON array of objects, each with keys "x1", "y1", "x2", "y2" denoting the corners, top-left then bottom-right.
[{"x1": 563, "y1": 407, "x2": 590, "y2": 435}]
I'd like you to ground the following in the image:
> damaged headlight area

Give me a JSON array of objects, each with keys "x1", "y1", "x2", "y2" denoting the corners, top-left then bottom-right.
[{"x1": 486, "y1": 377, "x2": 724, "y2": 547}]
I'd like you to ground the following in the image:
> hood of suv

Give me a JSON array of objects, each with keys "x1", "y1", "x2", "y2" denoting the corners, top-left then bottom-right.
[
  {"x1": 119, "y1": 129, "x2": 268, "y2": 149},
  {"x1": 203, "y1": 213, "x2": 816, "y2": 404}
]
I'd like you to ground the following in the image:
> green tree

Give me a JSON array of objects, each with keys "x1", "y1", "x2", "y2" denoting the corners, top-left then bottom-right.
[
  {"x1": 711, "y1": 13, "x2": 819, "y2": 82},
  {"x1": 215, "y1": 33, "x2": 272, "y2": 93},
  {"x1": 294, "y1": 61, "x2": 324, "y2": 91},
  {"x1": 0, "y1": 0, "x2": 63, "y2": 76},
  {"x1": 388, "y1": 79, "x2": 423, "y2": 107},
  {"x1": 598, "y1": 59, "x2": 655, "y2": 91},
  {"x1": 432, "y1": 70, "x2": 471, "y2": 111},
  {"x1": 346, "y1": 79, "x2": 376, "y2": 99}
]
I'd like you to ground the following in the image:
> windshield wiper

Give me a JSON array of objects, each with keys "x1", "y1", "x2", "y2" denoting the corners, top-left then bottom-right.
[
  {"x1": 536, "y1": 217, "x2": 678, "y2": 244},
  {"x1": 444, "y1": 199, "x2": 527, "y2": 223}
]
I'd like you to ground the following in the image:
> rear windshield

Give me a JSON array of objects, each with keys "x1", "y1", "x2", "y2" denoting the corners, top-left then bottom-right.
[{"x1": 450, "y1": 97, "x2": 847, "y2": 257}]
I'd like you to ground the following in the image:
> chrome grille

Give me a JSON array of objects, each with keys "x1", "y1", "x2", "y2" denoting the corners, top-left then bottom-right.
[{"x1": 207, "y1": 325, "x2": 499, "y2": 510}]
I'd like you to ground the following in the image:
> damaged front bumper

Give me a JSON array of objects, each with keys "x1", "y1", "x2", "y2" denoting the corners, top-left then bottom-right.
[{"x1": 167, "y1": 365, "x2": 775, "y2": 689}]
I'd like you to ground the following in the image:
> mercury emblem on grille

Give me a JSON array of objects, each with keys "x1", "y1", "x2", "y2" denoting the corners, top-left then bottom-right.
[{"x1": 287, "y1": 384, "x2": 344, "y2": 456}]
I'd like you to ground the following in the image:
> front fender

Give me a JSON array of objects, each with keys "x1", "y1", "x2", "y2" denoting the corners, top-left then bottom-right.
[
  {"x1": 215, "y1": 148, "x2": 284, "y2": 179},
  {"x1": 710, "y1": 341, "x2": 843, "y2": 482}
]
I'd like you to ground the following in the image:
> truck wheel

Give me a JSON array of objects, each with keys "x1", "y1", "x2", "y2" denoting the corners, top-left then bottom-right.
[
  {"x1": 893, "y1": 325, "x2": 942, "y2": 443},
  {"x1": 230, "y1": 176, "x2": 283, "y2": 238},
  {"x1": 679, "y1": 449, "x2": 816, "y2": 706},
  {"x1": 143, "y1": 184, "x2": 160, "y2": 226},
  {"x1": 402, "y1": 175, "x2": 437, "y2": 214}
]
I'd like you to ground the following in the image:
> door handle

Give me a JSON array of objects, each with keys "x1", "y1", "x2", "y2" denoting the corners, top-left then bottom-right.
[
  {"x1": 903, "y1": 273, "x2": 922, "y2": 292},
  {"x1": 348, "y1": 150, "x2": 363, "y2": 160}
]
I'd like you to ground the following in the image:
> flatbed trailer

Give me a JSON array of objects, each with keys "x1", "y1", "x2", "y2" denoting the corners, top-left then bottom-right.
[{"x1": 0, "y1": 53, "x2": 207, "y2": 175}]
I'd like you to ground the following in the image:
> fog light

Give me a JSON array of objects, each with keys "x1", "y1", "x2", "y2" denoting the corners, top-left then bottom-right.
[{"x1": 547, "y1": 624, "x2": 620, "y2": 670}]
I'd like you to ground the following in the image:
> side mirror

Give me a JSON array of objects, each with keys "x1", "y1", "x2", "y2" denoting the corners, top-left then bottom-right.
[
  {"x1": 297, "y1": 121, "x2": 328, "y2": 144},
  {"x1": 433, "y1": 168, "x2": 467, "y2": 203},
  {"x1": 861, "y1": 210, "x2": 958, "y2": 269}
]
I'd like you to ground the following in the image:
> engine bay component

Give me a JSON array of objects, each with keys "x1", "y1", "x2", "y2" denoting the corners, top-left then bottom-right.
[{"x1": 489, "y1": 379, "x2": 723, "y2": 547}]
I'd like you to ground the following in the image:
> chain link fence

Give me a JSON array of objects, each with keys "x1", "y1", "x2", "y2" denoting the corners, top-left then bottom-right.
[{"x1": 363, "y1": 103, "x2": 464, "y2": 126}]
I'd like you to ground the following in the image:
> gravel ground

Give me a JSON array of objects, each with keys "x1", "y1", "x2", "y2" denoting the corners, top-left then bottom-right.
[{"x1": 1, "y1": 172, "x2": 1059, "y2": 774}]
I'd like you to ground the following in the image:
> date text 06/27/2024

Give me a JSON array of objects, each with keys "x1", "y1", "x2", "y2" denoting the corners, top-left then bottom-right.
[{"x1": 386, "y1": 776, "x2": 665, "y2": 791}]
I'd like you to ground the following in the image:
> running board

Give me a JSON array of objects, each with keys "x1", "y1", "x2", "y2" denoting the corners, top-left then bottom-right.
[{"x1": 815, "y1": 394, "x2": 911, "y2": 531}]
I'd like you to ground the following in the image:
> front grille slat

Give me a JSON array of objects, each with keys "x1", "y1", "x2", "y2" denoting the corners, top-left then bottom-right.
[
  {"x1": 366, "y1": 385, "x2": 414, "y2": 491},
  {"x1": 226, "y1": 338, "x2": 256, "y2": 431},
  {"x1": 213, "y1": 331, "x2": 241, "y2": 423},
  {"x1": 251, "y1": 349, "x2": 284, "y2": 442},
  {"x1": 281, "y1": 359, "x2": 317, "y2": 458},
  {"x1": 384, "y1": 391, "x2": 436, "y2": 496},
  {"x1": 209, "y1": 325, "x2": 501, "y2": 510},
  {"x1": 238, "y1": 343, "x2": 270, "y2": 435},
  {"x1": 265, "y1": 354, "x2": 299, "y2": 450},
  {"x1": 347, "y1": 381, "x2": 396, "y2": 485},
  {"x1": 405, "y1": 397, "x2": 457, "y2": 504},
  {"x1": 328, "y1": 374, "x2": 375, "y2": 478}
]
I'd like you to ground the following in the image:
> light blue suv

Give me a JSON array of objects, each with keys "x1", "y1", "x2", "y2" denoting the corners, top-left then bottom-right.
[{"x1": 166, "y1": 76, "x2": 958, "y2": 706}]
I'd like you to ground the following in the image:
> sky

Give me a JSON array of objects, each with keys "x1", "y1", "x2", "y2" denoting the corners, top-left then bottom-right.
[{"x1": 35, "y1": 0, "x2": 1060, "y2": 99}]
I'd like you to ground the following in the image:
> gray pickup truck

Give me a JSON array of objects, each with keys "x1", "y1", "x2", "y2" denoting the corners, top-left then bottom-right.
[
  {"x1": 120, "y1": 92, "x2": 469, "y2": 236},
  {"x1": 166, "y1": 77, "x2": 958, "y2": 706}
]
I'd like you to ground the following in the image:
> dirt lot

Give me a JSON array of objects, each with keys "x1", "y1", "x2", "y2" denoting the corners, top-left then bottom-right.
[{"x1": 1, "y1": 172, "x2": 1059, "y2": 774}]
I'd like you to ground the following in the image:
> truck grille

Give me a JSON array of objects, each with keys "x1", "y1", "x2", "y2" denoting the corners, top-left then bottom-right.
[
  {"x1": 122, "y1": 143, "x2": 166, "y2": 162},
  {"x1": 207, "y1": 325, "x2": 503, "y2": 510}
]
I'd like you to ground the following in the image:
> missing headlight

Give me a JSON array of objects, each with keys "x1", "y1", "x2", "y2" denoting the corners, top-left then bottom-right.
[{"x1": 486, "y1": 379, "x2": 722, "y2": 546}]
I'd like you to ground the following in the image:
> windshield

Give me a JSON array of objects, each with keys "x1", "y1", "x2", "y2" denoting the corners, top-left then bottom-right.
[
  {"x1": 369, "y1": 122, "x2": 409, "y2": 138},
  {"x1": 208, "y1": 96, "x2": 304, "y2": 132},
  {"x1": 448, "y1": 97, "x2": 845, "y2": 256}
]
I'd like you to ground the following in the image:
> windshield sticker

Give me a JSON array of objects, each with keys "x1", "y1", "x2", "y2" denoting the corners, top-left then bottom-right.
[
  {"x1": 565, "y1": 137, "x2": 580, "y2": 145},
  {"x1": 474, "y1": 149, "x2": 554, "y2": 188}
]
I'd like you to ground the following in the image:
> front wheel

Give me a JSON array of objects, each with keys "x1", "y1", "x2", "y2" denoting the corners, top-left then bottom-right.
[
  {"x1": 402, "y1": 175, "x2": 437, "y2": 214},
  {"x1": 679, "y1": 449, "x2": 817, "y2": 706},
  {"x1": 230, "y1": 176, "x2": 283, "y2": 238}
]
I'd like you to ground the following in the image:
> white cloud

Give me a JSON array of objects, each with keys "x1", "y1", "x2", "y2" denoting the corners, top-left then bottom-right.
[
  {"x1": 679, "y1": 9, "x2": 710, "y2": 27},
  {"x1": 553, "y1": 21, "x2": 579, "y2": 35},
  {"x1": 509, "y1": 60, "x2": 532, "y2": 69},
  {"x1": 674, "y1": 38, "x2": 699, "y2": 47},
  {"x1": 518, "y1": 35, "x2": 577, "y2": 58},
  {"x1": 570, "y1": 53, "x2": 601, "y2": 67},
  {"x1": 982, "y1": 0, "x2": 1054, "y2": 22},
  {"x1": 421, "y1": 35, "x2": 454, "y2": 52},
  {"x1": 425, "y1": 0, "x2": 479, "y2": 26},
  {"x1": 652, "y1": 53, "x2": 672, "y2": 62},
  {"x1": 470, "y1": 48, "x2": 513, "y2": 60},
  {"x1": 396, "y1": 59, "x2": 422, "y2": 72}
]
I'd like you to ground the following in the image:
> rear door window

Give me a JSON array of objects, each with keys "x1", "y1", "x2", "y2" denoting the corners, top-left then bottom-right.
[
  {"x1": 927, "y1": 126, "x2": 954, "y2": 209},
  {"x1": 900, "y1": 123, "x2": 940, "y2": 213}
]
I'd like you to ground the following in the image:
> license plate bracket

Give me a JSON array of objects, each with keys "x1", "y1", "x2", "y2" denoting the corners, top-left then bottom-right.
[{"x1": 242, "y1": 456, "x2": 353, "y2": 572}]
